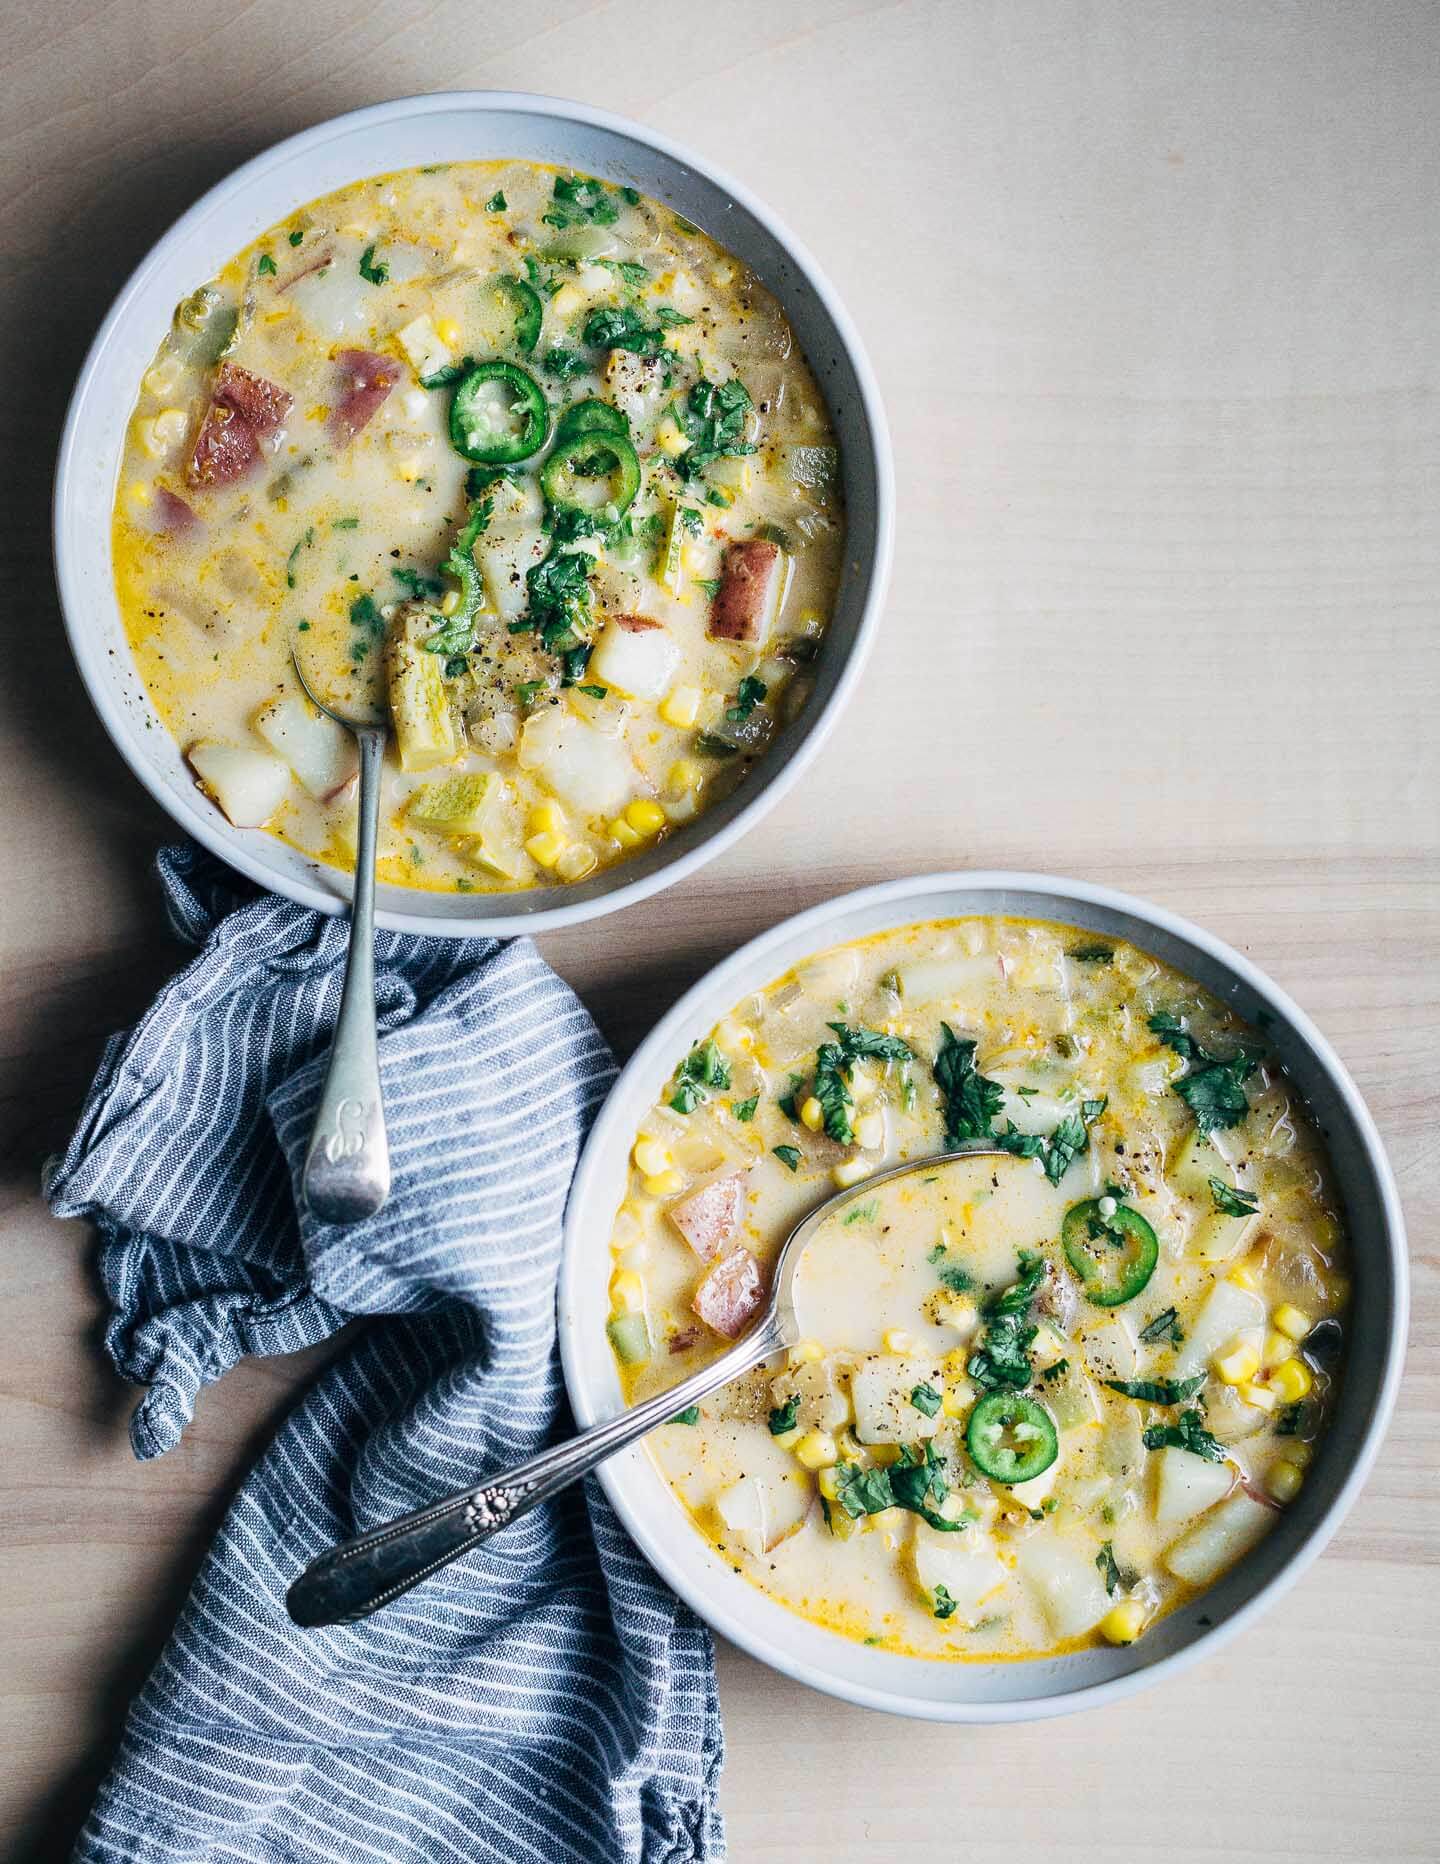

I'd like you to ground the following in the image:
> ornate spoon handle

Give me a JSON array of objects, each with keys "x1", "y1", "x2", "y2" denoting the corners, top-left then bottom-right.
[
  {"x1": 301, "y1": 727, "x2": 391, "y2": 1226},
  {"x1": 286, "y1": 1319, "x2": 784, "y2": 1627}
]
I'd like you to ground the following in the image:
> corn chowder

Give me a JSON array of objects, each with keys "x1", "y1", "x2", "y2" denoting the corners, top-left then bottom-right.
[
  {"x1": 606, "y1": 919, "x2": 1348, "y2": 1660},
  {"x1": 111, "y1": 163, "x2": 843, "y2": 893}
]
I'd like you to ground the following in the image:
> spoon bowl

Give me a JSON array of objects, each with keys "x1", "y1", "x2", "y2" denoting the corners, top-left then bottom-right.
[{"x1": 285, "y1": 1143, "x2": 1010, "y2": 1626}]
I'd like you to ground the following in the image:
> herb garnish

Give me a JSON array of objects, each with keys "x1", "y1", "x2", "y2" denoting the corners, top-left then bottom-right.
[
  {"x1": 1138, "y1": 1307, "x2": 1184, "y2": 1346},
  {"x1": 727, "y1": 676, "x2": 767, "y2": 721},
  {"x1": 1106, "y1": 1374, "x2": 1208, "y2": 1405},
  {"x1": 285, "y1": 527, "x2": 314, "y2": 588},
  {"x1": 773, "y1": 1145, "x2": 802, "y2": 1172},
  {"x1": 808, "y1": 1024, "x2": 913, "y2": 1146},
  {"x1": 768, "y1": 1396, "x2": 800, "y2": 1436},
  {"x1": 909, "y1": 1383, "x2": 943, "y2": 1418},
  {"x1": 256, "y1": 253, "x2": 277, "y2": 277},
  {"x1": 932, "y1": 1583, "x2": 958, "y2": 1620},
  {"x1": 485, "y1": 190, "x2": 508, "y2": 212},
  {"x1": 542, "y1": 173, "x2": 625, "y2": 229},
  {"x1": 671, "y1": 1406, "x2": 700, "y2": 1426},
  {"x1": 674, "y1": 376, "x2": 755, "y2": 478},
  {"x1": 1096, "y1": 1541, "x2": 1122, "y2": 1595},
  {"x1": 669, "y1": 1039, "x2": 731, "y2": 1114},
  {"x1": 358, "y1": 244, "x2": 389, "y2": 285},
  {"x1": 966, "y1": 1251, "x2": 1046, "y2": 1393},
  {"x1": 1149, "y1": 1012, "x2": 1261, "y2": 1134},
  {"x1": 731, "y1": 1094, "x2": 759, "y2": 1122},
  {"x1": 1209, "y1": 1178, "x2": 1260, "y2": 1218},
  {"x1": 1142, "y1": 1408, "x2": 1227, "y2": 1462}
]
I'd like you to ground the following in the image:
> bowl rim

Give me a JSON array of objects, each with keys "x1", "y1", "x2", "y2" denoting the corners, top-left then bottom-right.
[
  {"x1": 559, "y1": 868, "x2": 1408, "y2": 1721},
  {"x1": 52, "y1": 88, "x2": 894, "y2": 938}
]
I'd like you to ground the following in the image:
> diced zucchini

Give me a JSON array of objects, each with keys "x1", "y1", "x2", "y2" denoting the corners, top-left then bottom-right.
[
  {"x1": 188, "y1": 741, "x2": 291, "y2": 828},
  {"x1": 384, "y1": 610, "x2": 459, "y2": 773},
  {"x1": 607, "y1": 1312, "x2": 651, "y2": 1366},
  {"x1": 783, "y1": 444, "x2": 838, "y2": 498},
  {"x1": 1163, "y1": 1491, "x2": 1275, "y2": 1585},
  {"x1": 1044, "y1": 1361, "x2": 1101, "y2": 1432},
  {"x1": 658, "y1": 498, "x2": 687, "y2": 596},
  {"x1": 1153, "y1": 1446, "x2": 1236, "y2": 1528},
  {"x1": 253, "y1": 692, "x2": 356, "y2": 798},
  {"x1": 406, "y1": 772, "x2": 499, "y2": 835}
]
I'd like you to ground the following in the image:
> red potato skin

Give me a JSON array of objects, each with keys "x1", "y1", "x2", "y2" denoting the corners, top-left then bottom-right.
[
  {"x1": 213, "y1": 362, "x2": 293, "y2": 434},
  {"x1": 668, "y1": 1173, "x2": 746, "y2": 1262},
  {"x1": 187, "y1": 401, "x2": 259, "y2": 488},
  {"x1": 329, "y1": 348, "x2": 401, "y2": 445},
  {"x1": 692, "y1": 1247, "x2": 766, "y2": 1338},
  {"x1": 707, "y1": 538, "x2": 782, "y2": 643},
  {"x1": 614, "y1": 613, "x2": 663, "y2": 633},
  {"x1": 152, "y1": 487, "x2": 199, "y2": 534}
]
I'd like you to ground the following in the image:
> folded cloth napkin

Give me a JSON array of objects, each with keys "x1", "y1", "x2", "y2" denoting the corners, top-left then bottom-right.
[{"x1": 46, "y1": 845, "x2": 725, "y2": 1864}]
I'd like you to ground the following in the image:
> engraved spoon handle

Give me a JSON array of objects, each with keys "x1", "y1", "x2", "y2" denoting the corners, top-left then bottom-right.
[
  {"x1": 286, "y1": 1318, "x2": 785, "y2": 1627},
  {"x1": 301, "y1": 726, "x2": 391, "y2": 1225}
]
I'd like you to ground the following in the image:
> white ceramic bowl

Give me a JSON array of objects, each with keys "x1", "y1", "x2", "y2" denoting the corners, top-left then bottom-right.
[
  {"x1": 559, "y1": 871, "x2": 1407, "y2": 1721},
  {"x1": 53, "y1": 92, "x2": 892, "y2": 938}
]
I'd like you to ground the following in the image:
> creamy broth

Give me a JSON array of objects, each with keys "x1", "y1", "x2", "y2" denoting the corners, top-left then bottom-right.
[
  {"x1": 112, "y1": 162, "x2": 843, "y2": 893},
  {"x1": 605, "y1": 918, "x2": 1349, "y2": 1660}
]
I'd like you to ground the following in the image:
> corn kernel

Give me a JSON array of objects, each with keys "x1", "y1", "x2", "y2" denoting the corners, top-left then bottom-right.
[
  {"x1": 882, "y1": 1329, "x2": 914, "y2": 1355},
  {"x1": 625, "y1": 798, "x2": 667, "y2": 836},
  {"x1": 1266, "y1": 1459, "x2": 1305, "y2": 1504},
  {"x1": 853, "y1": 1111, "x2": 885, "y2": 1152},
  {"x1": 610, "y1": 1270, "x2": 645, "y2": 1313},
  {"x1": 528, "y1": 799, "x2": 566, "y2": 835},
  {"x1": 642, "y1": 1168, "x2": 684, "y2": 1199},
  {"x1": 936, "y1": 1293, "x2": 979, "y2": 1338},
  {"x1": 143, "y1": 356, "x2": 184, "y2": 399},
  {"x1": 667, "y1": 758, "x2": 702, "y2": 794},
  {"x1": 436, "y1": 317, "x2": 462, "y2": 348},
  {"x1": 633, "y1": 1139, "x2": 672, "y2": 1178},
  {"x1": 799, "y1": 1096, "x2": 824, "y2": 1132},
  {"x1": 555, "y1": 843, "x2": 597, "y2": 883},
  {"x1": 659, "y1": 684, "x2": 703, "y2": 729},
  {"x1": 524, "y1": 830, "x2": 566, "y2": 869},
  {"x1": 1269, "y1": 1357, "x2": 1314, "y2": 1405},
  {"x1": 1228, "y1": 1261, "x2": 1262, "y2": 1292},
  {"x1": 1239, "y1": 1379, "x2": 1279, "y2": 1413},
  {"x1": 831, "y1": 1157, "x2": 872, "y2": 1189},
  {"x1": 1273, "y1": 1303, "x2": 1312, "y2": 1342},
  {"x1": 1286, "y1": 1440, "x2": 1315, "y2": 1470},
  {"x1": 608, "y1": 816, "x2": 642, "y2": 849},
  {"x1": 941, "y1": 1389, "x2": 969, "y2": 1418},
  {"x1": 714, "y1": 1017, "x2": 753, "y2": 1053},
  {"x1": 770, "y1": 1426, "x2": 803, "y2": 1452},
  {"x1": 816, "y1": 1465, "x2": 841, "y2": 1501},
  {"x1": 1262, "y1": 1329, "x2": 1295, "y2": 1371},
  {"x1": 1213, "y1": 1335, "x2": 1261, "y2": 1385},
  {"x1": 794, "y1": 1430, "x2": 839, "y2": 1471},
  {"x1": 788, "y1": 1339, "x2": 824, "y2": 1367},
  {"x1": 711, "y1": 260, "x2": 736, "y2": 287},
  {"x1": 551, "y1": 282, "x2": 585, "y2": 319},
  {"x1": 439, "y1": 587, "x2": 462, "y2": 617},
  {"x1": 1100, "y1": 1600, "x2": 1147, "y2": 1645}
]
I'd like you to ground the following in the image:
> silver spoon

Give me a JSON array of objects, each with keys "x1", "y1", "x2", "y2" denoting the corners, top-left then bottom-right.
[
  {"x1": 286, "y1": 1143, "x2": 1009, "y2": 1627},
  {"x1": 292, "y1": 654, "x2": 392, "y2": 1226}
]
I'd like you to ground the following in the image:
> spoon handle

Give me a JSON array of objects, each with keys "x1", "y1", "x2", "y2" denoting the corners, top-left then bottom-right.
[
  {"x1": 286, "y1": 1320, "x2": 785, "y2": 1627},
  {"x1": 301, "y1": 727, "x2": 391, "y2": 1226}
]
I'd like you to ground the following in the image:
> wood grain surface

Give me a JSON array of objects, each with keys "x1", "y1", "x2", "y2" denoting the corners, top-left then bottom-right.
[{"x1": 2, "y1": 2, "x2": 1436, "y2": 1858}]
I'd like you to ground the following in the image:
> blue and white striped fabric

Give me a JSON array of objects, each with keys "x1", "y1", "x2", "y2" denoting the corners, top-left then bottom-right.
[{"x1": 46, "y1": 845, "x2": 725, "y2": 1864}]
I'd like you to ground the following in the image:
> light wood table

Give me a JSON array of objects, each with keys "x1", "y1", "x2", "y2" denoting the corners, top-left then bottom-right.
[{"x1": 3, "y1": 3, "x2": 1437, "y2": 1858}]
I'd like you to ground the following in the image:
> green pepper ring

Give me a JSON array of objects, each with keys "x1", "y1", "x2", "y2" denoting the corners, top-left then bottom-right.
[
  {"x1": 483, "y1": 274, "x2": 544, "y2": 356},
  {"x1": 965, "y1": 1392, "x2": 1059, "y2": 1485},
  {"x1": 541, "y1": 429, "x2": 642, "y2": 518},
  {"x1": 449, "y1": 360, "x2": 549, "y2": 465},
  {"x1": 554, "y1": 397, "x2": 630, "y2": 446},
  {"x1": 1061, "y1": 1198, "x2": 1160, "y2": 1307}
]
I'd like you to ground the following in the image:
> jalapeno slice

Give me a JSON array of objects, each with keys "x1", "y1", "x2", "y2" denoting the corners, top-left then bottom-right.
[
  {"x1": 540, "y1": 429, "x2": 642, "y2": 518},
  {"x1": 966, "y1": 1392, "x2": 1058, "y2": 1484},
  {"x1": 554, "y1": 397, "x2": 630, "y2": 446},
  {"x1": 477, "y1": 274, "x2": 544, "y2": 356},
  {"x1": 1061, "y1": 1197, "x2": 1160, "y2": 1307},
  {"x1": 449, "y1": 361, "x2": 549, "y2": 464}
]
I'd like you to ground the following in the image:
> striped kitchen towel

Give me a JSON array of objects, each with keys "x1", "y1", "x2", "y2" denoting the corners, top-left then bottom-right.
[{"x1": 46, "y1": 844, "x2": 725, "y2": 1864}]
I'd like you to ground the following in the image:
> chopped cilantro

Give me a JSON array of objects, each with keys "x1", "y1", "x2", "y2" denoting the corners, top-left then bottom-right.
[
  {"x1": 669, "y1": 1039, "x2": 731, "y2": 1114},
  {"x1": 1041, "y1": 1358, "x2": 1070, "y2": 1382},
  {"x1": 731, "y1": 1093, "x2": 759, "y2": 1122},
  {"x1": 1149, "y1": 1011, "x2": 1260, "y2": 1134},
  {"x1": 727, "y1": 676, "x2": 768, "y2": 721},
  {"x1": 773, "y1": 1145, "x2": 802, "y2": 1172},
  {"x1": 841, "y1": 1200, "x2": 879, "y2": 1227},
  {"x1": 768, "y1": 1396, "x2": 800, "y2": 1436},
  {"x1": 485, "y1": 190, "x2": 508, "y2": 212},
  {"x1": 600, "y1": 257, "x2": 650, "y2": 287},
  {"x1": 1209, "y1": 1178, "x2": 1260, "y2": 1218},
  {"x1": 358, "y1": 244, "x2": 389, "y2": 285},
  {"x1": 1106, "y1": 1374, "x2": 1208, "y2": 1405},
  {"x1": 542, "y1": 172, "x2": 623, "y2": 229},
  {"x1": 1096, "y1": 1541, "x2": 1122, "y2": 1595},
  {"x1": 514, "y1": 679, "x2": 548, "y2": 707},
  {"x1": 1070, "y1": 944, "x2": 1114, "y2": 964},
  {"x1": 674, "y1": 376, "x2": 756, "y2": 478},
  {"x1": 332, "y1": 515, "x2": 359, "y2": 530},
  {"x1": 582, "y1": 305, "x2": 671, "y2": 354},
  {"x1": 909, "y1": 1383, "x2": 943, "y2": 1418},
  {"x1": 256, "y1": 253, "x2": 277, "y2": 276},
  {"x1": 285, "y1": 527, "x2": 314, "y2": 588},
  {"x1": 933, "y1": 1024, "x2": 1006, "y2": 1145},
  {"x1": 966, "y1": 1252, "x2": 1046, "y2": 1393},
  {"x1": 349, "y1": 593, "x2": 383, "y2": 636},
  {"x1": 288, "y1": 229, "x2": 305, "y2": 246},
  {"x1": 393, "y1": 566, "x2": 443, "y2": 600},
  {"x1": 541, "y1": 347, "x2": 591, "y2": 382},
  {"x1": 671, "y1": 1406, "x2": 700, "y2": 1426},
  {"x1": 1138, "y1": 1307, "x2": 1184, "y2": 1345},
  {"x1": 1143, "y1": 1408, "x2": 1227, "y2": 1462},
  {"x1": 932, "y1": 1583, "x2": 958, "y2": 1621}
]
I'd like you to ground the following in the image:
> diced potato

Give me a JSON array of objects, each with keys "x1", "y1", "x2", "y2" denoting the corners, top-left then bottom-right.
[
  {"x1": 519, "y1": 703, "x2": 642, "y2": 819},
  {"x1": 1080, "y1": 1314, "x2": 1139, "y2": 1382},
  {"x1": 716, "y1": 1475, "x2": 767, "y2": 1556},
  {"x1": 407, "y1": 771, "x2": 499, "y2": 835},
  {"x1": 1008, "y1": 1451, "x2": 1062, "y2": 1511},
  {"x1": 1174, "y1": 1279, "x2": 1265, "y2": 1379},
  {"x1": 1168, "y1": 1130, "x2": 1259, "y2": 1261},
  {"x1": 188, "y1": 742, "x2": 291, "y2": 828},
  {"x1": 850, "y1": 1356, "x2": 945, "y2": 1445},
  {"x1": 1014, "y1": 1534, "x2": 1112, "y2": 1641},
  {"x1": 1153, "y1": 1446, "x2": 1235, "y2": 1528},
  {"x1": 912, "y1": 1523, "x2": 1007, "y2": 1623},
  {"x1": 395, "y1": 313, "x2": 452, "y2": 379},
  {"x1": 591, "y1": 617, "x2": 680, "y2": 700},
  {"x1": 1164, "y1": 1491, "x2": 1275, "y2": 1586},
  {"x1": 894, "y1": 955, "x2": 1002, "y2": 1004},
  {"x1": 384, "y1": 607, "x2": 459, "y2": 772},
  {"x1": 480, "y1": 528, "x2": 548, "y2": 621},
  {"x1": 253, "y1": 692, "x2": 357, "y2": 799}
]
